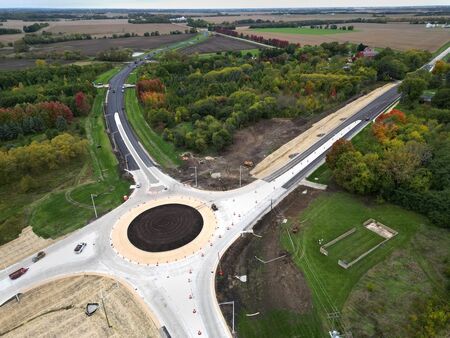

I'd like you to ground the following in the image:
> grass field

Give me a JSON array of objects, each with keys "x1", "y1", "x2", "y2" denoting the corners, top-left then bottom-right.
[
  {"x1": 125, "y1": 88, "x2": 180, "y2": 168},
  {"x1": 238, "y1": 309, "x2": 323, "y2": 338},
  {"x1": 251, "y1": 27, "x2": 358, "y2": 35},
  {"x1": 94, "y1": 66, "x2": 121, "y2": 83},
  {"x1": 326, "y1": 226, "x2": 385, "y2": 264},
  {"x1": 31, "y1": 81, "x2": 130, "y2": 238},
  {"x1": 281, "y1": 192, "x2": 428, "y2": 334},
  {"x1": 306, "y1": 163, "x2": 333, "y2": 185}
]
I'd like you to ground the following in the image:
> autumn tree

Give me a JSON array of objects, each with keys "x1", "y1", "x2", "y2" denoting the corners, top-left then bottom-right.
[
  {"x1": 326, "y1": 139, "x2": 355, "y2": 170},
  {"x1": 74, "y1": 91, "x2": 91, "y2": 116}
]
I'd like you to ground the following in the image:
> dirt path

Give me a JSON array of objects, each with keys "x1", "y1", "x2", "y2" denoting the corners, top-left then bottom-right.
[
  {"x1": 0, "y1": 275, "x2": 160, "y2": 338},
  {"x1": 216, "y1": 185, "x2": 323, "y2": 330},
  {"x1": 251, "y1": 83, "x2": 397, "y2": 179}
]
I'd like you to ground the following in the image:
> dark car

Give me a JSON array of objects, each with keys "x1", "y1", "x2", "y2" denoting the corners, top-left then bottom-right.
[
  {"x1": 365, "y1": 115, "x2": 370, "y2": 121},
  {"x1": 32, "y1": 251, "x2": 46, "y2": 263},
  {"x1": 211, "y1": 203, "x2": 218, "y2": 211},
  {"x1": 9, "y1": 267, "x2": 29, "y2": 280},
  {"x1": 74, "y1": 242, "x2": 87, "y2": 254}
]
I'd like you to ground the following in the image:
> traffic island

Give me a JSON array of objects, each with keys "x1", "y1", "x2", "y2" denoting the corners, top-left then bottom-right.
[{"x1": 111, "y1": 196, "x2": 217, "y2": 265}]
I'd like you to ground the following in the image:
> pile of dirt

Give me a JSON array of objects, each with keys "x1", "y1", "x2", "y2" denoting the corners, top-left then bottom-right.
[{"x1": 215, "y1": 185, "x2": 323, "y2": 330}]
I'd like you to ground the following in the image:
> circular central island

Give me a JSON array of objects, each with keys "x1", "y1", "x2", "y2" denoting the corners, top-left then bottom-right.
[
  {"x1": 111, "y1": 196, "x2": 217, "y2": 265},
  {"x1": 127, "y1": 204, "x2": 204, "y2": 252}
]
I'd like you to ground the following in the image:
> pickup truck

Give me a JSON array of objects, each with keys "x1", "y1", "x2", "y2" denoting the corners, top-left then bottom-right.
[{"x1": 9, "y1": 267, "x2": 29, "y2": 280}]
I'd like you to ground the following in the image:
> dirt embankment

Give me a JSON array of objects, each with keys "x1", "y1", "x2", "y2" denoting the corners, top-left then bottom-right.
[
  {"x1": 216, "y1": 185, "x2": 323, "y2": 330},
  {"x1": 0, "y1": 275, "x2": 160, "y2": 337}
]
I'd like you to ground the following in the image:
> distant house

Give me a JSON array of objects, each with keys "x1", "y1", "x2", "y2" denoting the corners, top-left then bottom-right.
[
  {"x1": 170, "y1": 16, "x2": 187, "y2": 22},
  {"x1": 356, "y1": 47, "x2": 378, "y2": 59}
]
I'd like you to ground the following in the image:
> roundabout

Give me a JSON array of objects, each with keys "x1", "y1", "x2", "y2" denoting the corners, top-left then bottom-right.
[{"x1": 111, "y1": 196, "x2": 217, "y2": 265}]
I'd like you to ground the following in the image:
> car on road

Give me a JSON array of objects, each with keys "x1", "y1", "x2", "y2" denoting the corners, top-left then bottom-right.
[
  {"x1": 121, "y1": 89, "x2": 125, "y2": 93},
  {"x1": 136, "y1": 183, "x2": 141, "y2": 188},
  {"x1": 112, "y1": 89, "x2": 116, "y2": 93},
  {"x1": 365, "y1": 115, "x2": 370, "y2": 121},
  {"x1": 9, "y1": 267, "x2": 29, "y2": 280},
  {"x1": 74, "y1": 242, "x2": 87, "y2": 254},
  {"x1": 32, "y1": 251, "x2": 46, "y2": 263}
]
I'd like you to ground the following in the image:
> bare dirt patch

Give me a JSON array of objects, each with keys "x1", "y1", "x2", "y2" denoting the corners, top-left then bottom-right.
[
  {"x1": 0, "y1": 275, "x2": 160, "y2": 337},
  {"x1": 46, "y1": 20, "x2": 179, "y2": 37},
  {"x1": 194, "y1": 13, "x2": 424, "y2": 24},
  {"x1": 179, "y1": 35, "x2": 261, "y2": 55},
  {"x1": 32, "y1": 34, "x2": 195, "y2": 57},
  {"x1": 0, "y1": 58, "x2": 72, "y2": 70},
  {"x1": 216, "y1": 186, "x2": 323, "y2": 330},
  {"x1": 239, "y1": 23, "x2": 450, "y2": 51},
  {"x1": 169, "y1": 117, "x2": 309, "y2": 190},
  {"x1": 0, "y1": 226, "x2": 56, "y2": 268}
]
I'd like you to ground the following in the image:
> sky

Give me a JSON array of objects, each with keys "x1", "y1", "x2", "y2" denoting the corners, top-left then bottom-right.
[{"x1": 2, "y1": 0, "x2": 450, "y2": 9}]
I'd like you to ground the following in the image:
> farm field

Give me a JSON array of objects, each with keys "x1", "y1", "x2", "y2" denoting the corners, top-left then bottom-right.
[
  {"x1": 179, "y1": 35, "x2": 264, "y2": 55},
  {"x1": 252, "y1": 27, "x2": 359, "y2": 35},
  {"x1": 0, "y1": 275, "x2": 160, "y2": 337},
  {"x1": 33, "y1": 33, "x2": 195, "y2": 56},
  {"x1": 193, "y1": 13, "x2": 427, "y2": 24},
  {"x1": 240, "y1": 23, "x2": 450, "y2": 51},
  {"x1": 0, "y1": 58, "x2": 72, "y2": 71},
  {"x1": 0, "y1": 19, "x2": 186, "y2": 43}
]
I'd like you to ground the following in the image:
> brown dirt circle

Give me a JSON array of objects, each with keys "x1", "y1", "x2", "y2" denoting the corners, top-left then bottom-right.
[
  {"x1": 111, "y1": 196, "x2": 217, "y2": 265},
  {"x1": 127, "y1": 204, "x2": 204, "y2": 252}
]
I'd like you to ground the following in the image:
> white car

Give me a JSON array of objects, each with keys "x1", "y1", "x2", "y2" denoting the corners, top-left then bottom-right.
[{"x1": 74, "y1": 242, "x2": 87, "y2": 254}]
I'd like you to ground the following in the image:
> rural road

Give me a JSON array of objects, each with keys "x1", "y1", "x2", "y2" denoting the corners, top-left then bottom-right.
[{"x1": 0, "y1": 42, "x2": 448, "y2": 338}]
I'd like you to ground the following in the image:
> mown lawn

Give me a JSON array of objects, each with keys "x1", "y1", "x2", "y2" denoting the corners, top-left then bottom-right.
[
  {"x1": 252, "y1": 27, "x2": 358, "y2": 35},
  {"x1": 280, "y1": 192, "x2": 428, "y2": 333},
  {"x1": 31, "y1": 86, "x2": 130, "y2": 238},
  {"x1": 125, "y1": 88, "x2": 180, "y2": 168},
  {"x1": 306, "y1": 163, "x2": 333, "y2": 185},
  {"x1": 326, "y1": 226, "x2": 385, "y2": 263},
  {"x1": 238, "y1": 309, "x2": 324, "y2": 338}
]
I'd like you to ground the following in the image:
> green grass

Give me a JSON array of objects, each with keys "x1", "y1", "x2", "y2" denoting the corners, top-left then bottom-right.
[
  {"x1": 432, "y1": 40, "x2": 450, "y2": 58},
  {"x1": 326, "y1": 226, "x2": 385, "y2": 263},
  {"x1": 94, "y1": 66, "x2": 121, "y2": 84},
  {"x1": 252, "y1": 27, "x2": 358, "y2": 35},
  {"x1": 125, "y1": 88, "x2": 180, "y2": 168},
  {"x1": 280, "y1": 192, "x2": 428, "y2": 333},
  {"x1": 197, "y1": 48, "x2": 261, "y2": 59},
  {"x1": 127, "y1": 71, "x2": 138, "y2": 84},
  {"x1": 306, "y1": 163, "x2": 333, "y2": 185},
  {"x1": 31, "y1": 87, "x2": 130, "y2": 238},
  {"x1": 238, "y1": 309, "x2": 323, "y2": 338}
]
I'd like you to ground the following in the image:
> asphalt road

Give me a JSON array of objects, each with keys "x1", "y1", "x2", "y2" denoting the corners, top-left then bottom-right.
[{"x1": 0, "y1": 45, "x2": 448, "y2": 338}]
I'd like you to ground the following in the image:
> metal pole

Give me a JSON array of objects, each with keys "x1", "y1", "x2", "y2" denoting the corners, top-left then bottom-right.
[
  {"x1": 190, "y1": 166, "x2": 198, "y2": 187},
  {"x1": 91, "y1": 194, "x2": 98, "y2": 218},
  {"x1": 239, "y1": 166, "x2": 242, "y2": 187},
  {"x1": 195, "y1": 166, "x2": 198, "y2": 187},
  {"x1": 232, "y1": 301, "x2": 235, "y2": 334}
]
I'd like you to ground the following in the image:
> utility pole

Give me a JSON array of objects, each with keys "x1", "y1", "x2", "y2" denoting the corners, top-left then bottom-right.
[
  {"x1": 190, "y1": 166, "x2": 198, "y2": 187},
  {"x1": 91, "y1": 194, "x2": 98, "y2": 218},
  {"x1": 125, "y1": 153, "x2": 131, "y2": 171}
]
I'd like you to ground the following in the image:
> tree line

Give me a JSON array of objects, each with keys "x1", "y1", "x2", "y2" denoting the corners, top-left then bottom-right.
[
  {"x1": 135, "y1": 43, "x2": 427, "y2": 154},
  {"x1": 0, "y1": 133, "x2": 87, "y2": 186},
  {"x1": 326, "y1": 101, "x2": 450, "y2": 228}
]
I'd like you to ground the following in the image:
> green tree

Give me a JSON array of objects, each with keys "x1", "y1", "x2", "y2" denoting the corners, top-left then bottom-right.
[{"x1": 326, "y1": 139, "x2": 355, "y2": 170}]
